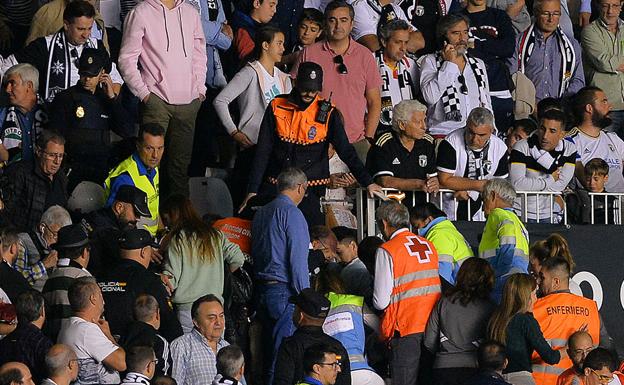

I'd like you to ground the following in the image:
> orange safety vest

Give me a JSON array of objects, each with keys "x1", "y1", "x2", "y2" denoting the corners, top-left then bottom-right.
[
  {"x1": 532, "y1": 292, "x2": 600, "y2": 385},
  {"x1": 556, "y1": 369, "x2": 624, "y2": 385},
  {"x1": 212, "y1": 217, "x2": 252, "y2": 257},
  {"x1": 379, "y1": 229, "x2": 441, "y2": 341}
]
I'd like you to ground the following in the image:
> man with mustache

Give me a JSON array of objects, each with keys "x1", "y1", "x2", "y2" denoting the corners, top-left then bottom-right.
[
  {"x1": 568, "y1": 86, "x2": 624, "y2": 193},
  {"x1": 420, "y1": 13, "x2": 492, "y2": 139}
]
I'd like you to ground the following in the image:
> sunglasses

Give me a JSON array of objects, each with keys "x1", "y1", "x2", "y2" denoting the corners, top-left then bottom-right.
[
  {"x1": 333, "y1": 55, "x2": 348, "y2": 74},
  {"x1": 457, "y1": 74, "x2": 468, "y2": 94}
]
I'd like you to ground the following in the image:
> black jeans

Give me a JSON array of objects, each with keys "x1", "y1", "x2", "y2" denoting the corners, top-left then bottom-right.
[{"x1": 391, "y1": 332, "x2": 424, "y2": 385}]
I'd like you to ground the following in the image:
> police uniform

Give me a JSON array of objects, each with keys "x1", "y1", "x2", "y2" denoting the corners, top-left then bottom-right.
[
  {"x1": 248, "y1": 62, "x2": 375, "y2": 226},
  {"x1": 366, "y1": 131, "x2": 437, "y2": 202},
  {"x1": 48, "y1": 48, "x2": 133, "y2": 190},
  {"x1": 97, "y1": 229, "x2": 182, "y2": 341}
]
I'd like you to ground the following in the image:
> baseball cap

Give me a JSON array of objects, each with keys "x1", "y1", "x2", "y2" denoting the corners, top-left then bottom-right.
[
  {"x1": 78, "y1": 48, "x2": 110, "y2": 77},
  {"x1": 289, "y1": 288, "x2": 330, "y2": 318},
  {"x1": 296, "y1": 62, "x2": 323, "y2": 92},
  {"x1": 118, "y1": 228, "x2": 159, "y2": 250},
  {"x1": 115, "y1": 185, "x2": 151, "y2": 218}
]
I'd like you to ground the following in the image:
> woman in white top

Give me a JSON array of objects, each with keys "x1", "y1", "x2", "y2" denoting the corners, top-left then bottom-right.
[{"x1": 214, "y1": 25, "x2": 292, "y2": 207}]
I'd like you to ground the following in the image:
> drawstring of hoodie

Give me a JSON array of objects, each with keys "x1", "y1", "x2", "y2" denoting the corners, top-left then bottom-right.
[
  {"x1": 178, "y1": 9, "x2": 188, "y2": 57},
  {"x1": 162, "y1": 6, "x2": 170, "y2": 51}
]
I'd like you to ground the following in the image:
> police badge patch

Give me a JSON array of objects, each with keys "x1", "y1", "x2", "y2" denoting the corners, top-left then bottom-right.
[
  {"x1": 418, "y1": 155, "x2": 427, "y2": 167},
  {"x1": 308, "y1": 126, "x2": 317, "y2": 140}
]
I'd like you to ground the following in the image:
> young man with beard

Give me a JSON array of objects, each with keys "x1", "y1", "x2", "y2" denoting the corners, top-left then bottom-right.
[{"x1": 567, "y1": 86, "x2": 624, "y2": 193}]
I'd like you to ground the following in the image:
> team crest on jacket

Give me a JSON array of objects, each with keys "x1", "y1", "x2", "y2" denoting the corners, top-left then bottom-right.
[
  {"x1": 419, "y1": 155, "x2": 427, "y2": 167},
  {"x1": 308, "y1": 126, "x2": 317, "y2": 140}
]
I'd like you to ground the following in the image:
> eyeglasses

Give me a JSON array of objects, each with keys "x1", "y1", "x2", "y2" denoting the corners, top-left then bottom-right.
[
  {"x1": 316, "y1": 361, "x2": 341, "y2": 369},
  {"x1": 150, "y1": 359, "x2": 159, "y2": 365},
  {"x1": 42, "y1": 223, "x2": 59, "y2": 240},
  {"x1": 457, "y1": 75, "x2": 468, "y2": 94},
  {"x1": 42, "y1": 151, "x2": 65, "y2": 161},
  {"x1": 600, "y1": 3, "x2": 621, "y2": 10},
  {"x1": 539, "y1": 11, "x2": 561, "y2": 17},
  {"x1": 333, "y1": 55, "x2": 348, "y2": 74},
  {"x1": 590, "y1": 368, "x2": 613, "y2": 384}
]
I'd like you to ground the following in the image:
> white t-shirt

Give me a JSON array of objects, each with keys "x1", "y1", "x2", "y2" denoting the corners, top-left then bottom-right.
[
  {"x1": 351, "y1": 0, "x2": 415, "y2": 41},
  {"x1": 566, "y1": 128, "x2": 624, "y2": 193},
  {"x1": 58, "y1": 317, "x2": 121, "y2": 385},
  {"x1": 259, "y1": 65, "x2": 285, "y2": 105}
]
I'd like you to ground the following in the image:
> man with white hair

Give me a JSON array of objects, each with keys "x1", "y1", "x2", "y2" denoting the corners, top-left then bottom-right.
[
  {"x1": 478, "y1": 178, "x2": 529, "y2": 303},
  {"x1": 41, "y1": 344, "x2": 80, "y2": 385},
  {"x1": 436, "y1": 107, "x2": 508, "y2": 221},
  {"x1": 0, "y1": 63, "x2": 48, "y2": 165},
  {"x1": 366, "y1": 100, "x2": 439, "y2": 203}
]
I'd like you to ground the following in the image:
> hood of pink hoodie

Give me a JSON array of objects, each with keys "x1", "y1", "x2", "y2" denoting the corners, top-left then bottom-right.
[{"x1": 143, "y1": 0, "x2": 188, "y2": 54}]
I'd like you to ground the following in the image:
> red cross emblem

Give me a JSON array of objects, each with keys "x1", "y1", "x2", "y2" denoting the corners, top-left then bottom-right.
[{"x1": 404, "y1": 235, "x2": 432, "y2": 264}]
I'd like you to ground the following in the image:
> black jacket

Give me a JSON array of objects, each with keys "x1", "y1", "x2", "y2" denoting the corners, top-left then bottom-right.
[
  {"x1": 0, "y1": 323, "x2": 53, "y2": 383},
  {"x1": 274, "y1": 325, "x2": 351, "y2": 385},
  {"x1": 82, "y1": 207, "x2": 125, "y2": 278},
  {"x1": 98, "y1": 259, "x2": 182, "y2": 341},
  {"x1": 2, "y1": 160, "x2": 68, "y2": 232},
  {"x1": 121, "y1": 321, "x2": 170, "y2": 377},
  {"x1": 0, "y1": 261, "x2": 30, "y2": 302}
]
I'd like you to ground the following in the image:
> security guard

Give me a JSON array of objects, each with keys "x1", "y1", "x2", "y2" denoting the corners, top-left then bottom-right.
[
  {"x1": 243, "y1": 62, "x2": 383, "y2": 226},
  {"x1": 104, "y1": 123, "x2": 164, "y2": 236},
  {"x1": 532, "y1": 257, "x2": 608, "y2": 385},
  {"x1": 410, "y1": 202, "x2": 474, "y2": 286},
  {"x1": 48, "y1": 48, "x2": 133, "y2": 191},
  {"x1": 97, "y1": 228, "x2": 182, "y2": 341},
  {"x1": 478, "y1": 178, "x2": 529, "y2": 303}
]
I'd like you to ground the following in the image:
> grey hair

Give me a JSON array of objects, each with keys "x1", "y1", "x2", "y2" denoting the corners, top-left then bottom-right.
[
  {"x1": 277, "y1": 168, "x2": 308, "y2": 192},
  {"x1": 133, "y1": 294, "x2": 159, "y2": 322},
  {"x1": 466, "y1": 107, "x2": 494, "y2": 129},
  {"x1": 5, "y1": 63, "x2": 39, "y2": 92},
  {"x1": 379, "y1": 19, "x2": 411, "y2": 42},
  {"x1": 376, "y1": 201, "x2": 410, "y2": 229},
  {"x1": 533, "y1": 0, "x2": 560, "y2": 14},
  {"x1": 45, "y1": 344, "x2": 77, "y2": 376},
  {"x1": 482, "y1": 178, "x2": 516, "y2": 206},
  {"x1": 436, "y1": 13, "x2": 470, "y2": 46},
  {"x1": 216, "y1": 345, "x2": 245, "y2": 379},
  {"x1": 392, "y1": 100, "x2": 428, "y2": 133},
  {"x1": 40, "y1": 205, "x2": 72, "y2": 227}
]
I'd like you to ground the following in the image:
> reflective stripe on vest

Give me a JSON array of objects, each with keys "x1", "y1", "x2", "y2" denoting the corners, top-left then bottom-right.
[
  {"x1": 324, "y1": 292, "x2": 371, "y2": 371},
  {"x1": 379, "y1": 230, "x2": 441, "y2": 340},
  {"x1": 104, "y1": 155, "x2": 159, "y2": 235}
]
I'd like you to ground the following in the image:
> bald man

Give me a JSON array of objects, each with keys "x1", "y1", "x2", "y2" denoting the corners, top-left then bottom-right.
[
  {"x1": 0, "y1": 362, "x2": 35, "y2": 385},
  {"x1": 556, "y1": 332, "x2": 594, "y2": 385},
  {"x1": 41, "y1": 344, "x2": 79, "y2": 385}
]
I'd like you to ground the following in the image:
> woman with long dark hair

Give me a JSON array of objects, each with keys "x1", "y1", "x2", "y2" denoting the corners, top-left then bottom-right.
[
  {"x1": 488, "y1": 273, "x2": 565, "y2": 385},
  {"x1": 528, "y1": 233, "x2": 582, "y2": 296},
  {"x1": 424, "y1": 257, "x2": 496, "y2": 385},
  {"x1": 161, "y1": 194, "x2": 246, "y2": 333}
]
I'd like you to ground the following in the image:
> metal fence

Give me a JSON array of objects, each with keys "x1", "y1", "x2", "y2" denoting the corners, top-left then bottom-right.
[{"x1": 588, "y1": 192, "x2": 624, "y2": 225}]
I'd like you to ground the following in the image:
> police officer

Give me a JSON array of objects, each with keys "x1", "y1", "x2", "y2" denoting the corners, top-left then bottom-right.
[
  {"x1": 48, "y1": 47, "x2": 133, "y2": 191},
  {"x1": 97, "y1": 228, "x2": 182, "y2": 342},
  {"x1": 242, "y1": 62, "x2": 383, "y2": 226},
  {"x1": 83, "y1": 184, "x2": 151, "y2": 277}
]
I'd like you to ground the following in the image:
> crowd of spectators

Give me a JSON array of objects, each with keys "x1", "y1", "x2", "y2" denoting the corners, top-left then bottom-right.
[{"x1": 2, "y1": 0, "x2": 624, "y2": 383}]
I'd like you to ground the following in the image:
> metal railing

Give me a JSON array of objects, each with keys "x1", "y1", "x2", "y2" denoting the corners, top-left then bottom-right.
[
  {"x1": 515, "y1": 191, "x2": 567, "y2": 225},
  {"x1": 588, "y1": 192, "x2": 624, "y2": 225}
]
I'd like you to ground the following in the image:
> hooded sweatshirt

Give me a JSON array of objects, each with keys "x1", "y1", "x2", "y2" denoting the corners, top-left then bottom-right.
[{"x1": 119, "y1": 0, "x2": 207, "y2": 104}]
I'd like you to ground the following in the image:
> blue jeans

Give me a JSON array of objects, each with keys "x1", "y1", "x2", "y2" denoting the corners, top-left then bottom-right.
[{"x1": 256, "y1": 282, "x2": 296, "y2": 385}]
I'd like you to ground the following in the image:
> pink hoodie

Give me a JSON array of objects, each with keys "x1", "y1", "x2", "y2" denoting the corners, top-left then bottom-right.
[{"x1": 119, "y1": 0, "x2": 207, "y2": 105}]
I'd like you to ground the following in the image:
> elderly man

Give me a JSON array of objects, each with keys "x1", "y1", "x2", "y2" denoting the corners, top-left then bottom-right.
[
  {"x1": 557, "y1": 331, "x2": 594, "y2": 385},
  {"x1": 0, "y1": 362, "x2": 35, "y2": 385},
  {"x1": 292, "y1": 0, "x2": 382, "y2": 158},
  {"x1": 374, "y1": 20, "x2": 421, "y2": 136},
  {"x1": 509, "y1": 108, "x2": 576, "y2": 222},
  {"x1": 420, "y1": 14, "x2": 492, "y2": 138},
  {"x1": 1, "y1": 130, "x2": 68, "y2": 232},
  {"x1": 58, "y1": 278, "x2": 126, "y2": 385},
  {"x1": 478, "y1": 178, "x2": 529, "y2": 303},
  {"x1": 580, "y1": 0, "x2": 624, "y2": 136},
  {"x1": 0, "y1": 229, "x2": 31, "y2": 303},
  {"x1": 508, "y1": 0, "x2": 584, "y2": 102},
  {"x1": 0, "y1": 290, "x2": 53, "y2": 383},
  {"x1": 0, "y1": 64, "x2": 48, "y2": 165},
  {"x1": 373, "y1": 201, "x2": 441, "y2": 385},
  {"x1": 1, "y1": 1, "x2": 123, "y2": 103},
  {"x1": 41, "y1": 344, "x2": 80, "y2": 385},
  {"x1": 170, "y1": 295, "x2": 230, "y2": 385},
  {"x1": 366, "y1": 100, "x2": 438, "y2": 202},
  {"x1": 436, "y1": 107, "x2": 508, "y2": 220}
]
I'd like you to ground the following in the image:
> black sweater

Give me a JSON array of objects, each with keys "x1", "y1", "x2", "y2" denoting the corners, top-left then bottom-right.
[{"x1": 503, "y1": 312, "x2": 560, "y2": 373}]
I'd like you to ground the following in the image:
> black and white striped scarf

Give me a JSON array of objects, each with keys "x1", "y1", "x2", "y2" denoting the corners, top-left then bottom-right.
[{"x1": 435, "y1": 53, "x2": 487, "y2": 121}]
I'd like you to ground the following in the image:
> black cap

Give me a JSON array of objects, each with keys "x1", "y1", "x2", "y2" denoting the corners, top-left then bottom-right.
[
  {"x1": 115, "y1": 185, "x2": 151, "y2": 218},
  {"x1": 54, "y1": 224, "x2": 89, "y2": 250},
  {"x1": 296, "y1": 62, "x2": 323, "y2": 92},
  {"x1": 289, "y1": 288, "x2": 330, "y2": 318},
  {"x1": 118, "y1": 228, "x2": 159, "y2": 250},
  {"x1": 78, "y1": 48, "x2": 110, "y2": 77}
]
